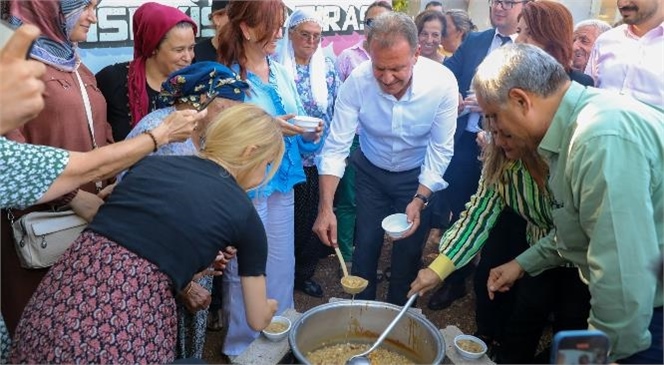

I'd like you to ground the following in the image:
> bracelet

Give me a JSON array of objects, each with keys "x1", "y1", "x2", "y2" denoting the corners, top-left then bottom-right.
[
  {"x1": 183, "y1": 282, "x2": 194, "y2": 296},
  {"x1": 143, "y1": 130, "x2": 158, "y2": 152}
]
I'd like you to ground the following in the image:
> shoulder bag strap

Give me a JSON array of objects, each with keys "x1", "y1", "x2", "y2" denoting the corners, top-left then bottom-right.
[{"x1": 74, "y1": 69, "x2": 103, "y2": 191}]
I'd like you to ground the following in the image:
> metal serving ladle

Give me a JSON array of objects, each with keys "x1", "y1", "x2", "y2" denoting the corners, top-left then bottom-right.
[
  {"x1": 346, "y1": 293, "x2": 419, "y2": 365},
  {"x1": 334, "y1": 246, "x2": 368, "y2": 295}
]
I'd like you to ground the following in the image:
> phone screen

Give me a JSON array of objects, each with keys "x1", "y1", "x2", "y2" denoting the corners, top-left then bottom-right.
[
  {"x1": 551, "y1": 330, "x2": 610, "y2": 364},
  {"x1": 0, "y1": 20, "x2": 35, "y2": 58},
  {"x1": 0, "y1": 20, "x2": 14, "y2": 50}
]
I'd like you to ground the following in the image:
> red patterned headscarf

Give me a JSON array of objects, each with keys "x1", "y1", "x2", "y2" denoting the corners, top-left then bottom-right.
[{"x1": 127, "y1": 2, "x2": 197, "y2": 126}]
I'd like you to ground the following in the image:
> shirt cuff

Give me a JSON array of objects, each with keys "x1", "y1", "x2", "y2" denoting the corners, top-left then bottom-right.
[
  {"x1": 418, "y1": 169, "x2": 448, "y2": 193},
  {"x1": 515, "y1": 246, "x2": 555, "y2": 276},
  {"x1": 315, "y1": 155, "x2": 347, "y2": 179},
  {"x1": 428, "y1": 255, "x2": 456, "y2": 281}
]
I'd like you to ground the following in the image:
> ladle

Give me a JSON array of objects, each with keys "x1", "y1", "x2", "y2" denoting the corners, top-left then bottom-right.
[
  {"x1": 334, "y1": 247, "x2": 368, "y2": 295},
  {"x1": 346, "y1": 293, "x2": 419, "y2": 365}
]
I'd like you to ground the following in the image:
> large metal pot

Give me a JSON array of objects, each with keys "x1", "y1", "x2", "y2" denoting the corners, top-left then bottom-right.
[{"x1": 289, "y1": 299, "x2": 445, "y2": 364}]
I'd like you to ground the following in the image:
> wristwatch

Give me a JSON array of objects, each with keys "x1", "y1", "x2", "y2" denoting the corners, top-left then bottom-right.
[{"x1": 413, "y1": 193, "x2": 429, "y2": 208}]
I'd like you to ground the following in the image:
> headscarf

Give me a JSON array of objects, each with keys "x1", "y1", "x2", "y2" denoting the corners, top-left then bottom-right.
[
  {"x1": 158, "y1": 61, "x2": 249, "y2": 108},
  {"x1": 128, "y1": 2, "x2": 197, "y2": 126},
  {"x1": 275, "y1": 9, "x2": 328, "y2": 112},
  {"x1": 9, "y1": 0, "x2": 91, "y2": 72}
]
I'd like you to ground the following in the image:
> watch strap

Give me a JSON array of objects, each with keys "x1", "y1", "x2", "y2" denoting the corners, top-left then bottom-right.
[{"x1": 413, "y1": 193, "x2": 429, "y2": 207}]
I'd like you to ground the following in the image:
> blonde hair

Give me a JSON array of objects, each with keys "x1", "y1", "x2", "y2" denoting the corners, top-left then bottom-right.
[{"x1": 199, "y1": 104, "x2": 284, "y2": 190}]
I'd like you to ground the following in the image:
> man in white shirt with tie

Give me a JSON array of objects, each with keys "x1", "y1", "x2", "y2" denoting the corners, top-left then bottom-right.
[{"x1": 313, "y1": 11, "x2": 458, "y2": 306}]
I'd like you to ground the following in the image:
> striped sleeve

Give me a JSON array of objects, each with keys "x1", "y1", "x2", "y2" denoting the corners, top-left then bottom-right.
[{"x1": 428, "y1": 175, "x2": 505, "y2": 279}]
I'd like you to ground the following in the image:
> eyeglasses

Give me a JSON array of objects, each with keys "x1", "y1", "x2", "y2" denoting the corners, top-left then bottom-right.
[
  {"x1": 364, "y1": 18, "x2": 375, "y2": 28},
  {"x1": 296, "y1": 30, "x2": 322, "y2": 42},
  {"x1": 488, "y1": 0, "x2": 528, "y2": 10}
]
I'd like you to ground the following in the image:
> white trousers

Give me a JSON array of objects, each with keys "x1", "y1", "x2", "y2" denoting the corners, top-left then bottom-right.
[{"x1": 222, "y1": 190, "x2": 295, "y2": 356}]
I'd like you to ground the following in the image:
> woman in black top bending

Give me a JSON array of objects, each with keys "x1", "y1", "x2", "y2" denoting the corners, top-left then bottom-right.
[{"x1": 9, "y1": 104, "x2": 284, "y2": 364}]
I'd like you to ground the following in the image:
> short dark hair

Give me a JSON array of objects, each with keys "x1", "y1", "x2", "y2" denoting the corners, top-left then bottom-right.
[
  {"x1": 365, "y1": 1, "x2": 393, "y2": 18},
  {"x1": 415, "y1": 10, "x2": 447, "y2": 37},
  {"x1": 425, "y1": 1, "x2": 444, "y2": 10}
]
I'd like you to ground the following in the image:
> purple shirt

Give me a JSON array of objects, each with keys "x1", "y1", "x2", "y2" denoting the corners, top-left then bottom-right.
[{"x1": 335, "y1": 40, "x2": 370, "y2": 82}]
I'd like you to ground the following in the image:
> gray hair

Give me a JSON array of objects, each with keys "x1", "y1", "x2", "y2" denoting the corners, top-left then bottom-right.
[
  {"x1": 367, "y1": 12, "x2": 419, "y2": 54},
  {"x1": 472, "y1": 44, "x2": 569, "y2": 107},
  {"x1": 574, "y1": 19, "x2": 612, "y2": 34},
  {"x1": 445, "y1": 9, "x2": 477, "y2": 40}
]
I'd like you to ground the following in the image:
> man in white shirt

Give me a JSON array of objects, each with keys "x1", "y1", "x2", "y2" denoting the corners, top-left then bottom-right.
[
  {"x1": 585, "y1": 0, "x2": 664, "y2": 107},
  {"x1": 313, "y1": 11, "x2": 458, "y2": 306}
]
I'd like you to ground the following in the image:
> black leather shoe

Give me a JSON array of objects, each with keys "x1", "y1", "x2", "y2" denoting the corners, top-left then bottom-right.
[
  {"x1": 295, "y1": 279, "x2": 324, "y2": 298},
  {"x1": 427, "y1": 282, "x2": 466, "y2": 310}
]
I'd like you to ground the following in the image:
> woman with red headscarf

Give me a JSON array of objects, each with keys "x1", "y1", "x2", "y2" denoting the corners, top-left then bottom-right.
[{"x1": 96, "y1": 2, "x2": 197, "y2": 142}]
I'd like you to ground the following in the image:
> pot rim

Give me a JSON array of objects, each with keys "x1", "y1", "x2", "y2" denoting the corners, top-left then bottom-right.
[{"x1": 288, "y1": 299, "x2": 445, "y2": 364}]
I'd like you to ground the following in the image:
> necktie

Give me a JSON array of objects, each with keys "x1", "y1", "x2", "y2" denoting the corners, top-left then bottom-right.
[
  {"x1": 497, "y1": 34, "x2": 512, "y2": 46},
  {"x1": 466, "y1": 34, "x2": 513, "y2": 133}
]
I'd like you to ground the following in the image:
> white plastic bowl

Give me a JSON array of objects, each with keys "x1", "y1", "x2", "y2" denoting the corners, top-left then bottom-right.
[
  {"x1": 381, "y1": 213, "x2": 413, "y2": 239},
  {"x1": 454, "y1": 334, "x2": 487, "y2": 360},
  {"x1": 262, "y1": 316, "x2": 291, "y2": 342},
  {"x1": 292, "y1": 116, "x2": 321, "y2": 132}
]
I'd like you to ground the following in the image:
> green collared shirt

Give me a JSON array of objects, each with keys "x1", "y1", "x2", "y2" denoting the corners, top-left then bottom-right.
[{"x1": 522, "y1": 82, "x2": 664, "y2": 361}]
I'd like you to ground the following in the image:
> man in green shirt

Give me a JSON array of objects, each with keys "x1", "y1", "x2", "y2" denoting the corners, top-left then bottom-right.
[{"x1": 473, "y1": 44, "x2": 663, "y2": 363}]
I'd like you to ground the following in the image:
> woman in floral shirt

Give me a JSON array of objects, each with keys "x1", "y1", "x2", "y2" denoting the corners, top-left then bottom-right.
[
  {"x1": 275, "y1": 8, "x2": 340, "y2": 298},
  {"x1": 0, "y1": 25, "x2": 203, "y2": 363}
]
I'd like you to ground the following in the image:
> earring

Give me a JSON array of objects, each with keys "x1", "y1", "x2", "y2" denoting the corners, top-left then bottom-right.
[{"x1": 246, "y1": 35, "x2": 251, "y2": 41}]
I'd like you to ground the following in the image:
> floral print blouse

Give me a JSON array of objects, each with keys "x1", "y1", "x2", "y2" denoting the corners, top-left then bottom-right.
[
  {"x1": 0, "y1": 136, "x2": 69, "y2": 209},
  {"x1": 295, "y1": 57, "x2": 340, "y2": 167}
]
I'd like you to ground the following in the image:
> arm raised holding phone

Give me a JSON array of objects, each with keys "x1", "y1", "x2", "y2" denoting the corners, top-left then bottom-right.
[{"x1": 0, "y1": 24, "x2": 45, "y2": 129}]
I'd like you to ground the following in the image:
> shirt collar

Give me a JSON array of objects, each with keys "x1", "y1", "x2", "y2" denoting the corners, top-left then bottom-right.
[
  {"x1": 538, "y1": 82, "x2": 585, "y2": 157},
  {"x1": 493, "y1": 28, "x2": 517, "y2": 42},
  {"x1": 624, "y1": 21, "x2": 664, "y2": 39}
]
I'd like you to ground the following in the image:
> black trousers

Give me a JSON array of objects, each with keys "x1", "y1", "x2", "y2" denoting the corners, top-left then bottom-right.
[
  {"x1": 294, "y1": 166, "x2": 323, "y2": 283},
  {"x1": 351, "y1": 150, "x2": 432, "y2": 305},
  {"x1": 473, "y1": 208, "x2": 530, "y2": 341},
  {"x1": 496, "y1": 267, "x2": 591, "y2": 364},
  {"x1": 436, "y1": 131, "x2": 484, "y2": 288},
  {"x1": 473, "y1": 209, "x2": 591, "y2": 364}
]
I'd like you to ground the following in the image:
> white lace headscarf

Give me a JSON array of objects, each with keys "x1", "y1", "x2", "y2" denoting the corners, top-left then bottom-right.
[{"x1": 276, "y1": 9, "x2": 328, "y2": 112}]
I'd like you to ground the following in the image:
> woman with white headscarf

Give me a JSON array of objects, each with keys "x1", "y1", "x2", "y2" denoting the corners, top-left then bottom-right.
[{"x1": 274, "y1": 8, "x2": 340, "y2": 298}]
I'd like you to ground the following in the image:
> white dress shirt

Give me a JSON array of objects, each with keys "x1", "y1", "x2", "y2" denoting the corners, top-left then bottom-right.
[
  {"x1": 585, "y1": 23, "x2": 664, "y2": 108},
  {"x1": 316, "y1": 56, "x2": 458, "y2": 192}
]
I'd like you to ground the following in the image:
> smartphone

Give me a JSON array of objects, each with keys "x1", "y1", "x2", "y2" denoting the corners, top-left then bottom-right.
[
  {"x1": 0, "y1": 20, "x2": 14, "y2": 50},
  {"x1": 0, "y1": 20, "x2": 34, "y2": 58},
  {"x1": 551, "y1": 330, "x2": 610, "y2": 364}
]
